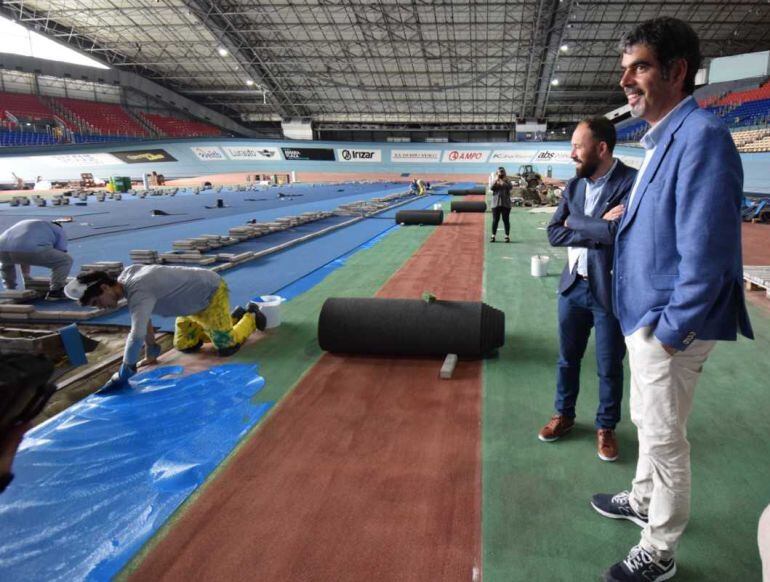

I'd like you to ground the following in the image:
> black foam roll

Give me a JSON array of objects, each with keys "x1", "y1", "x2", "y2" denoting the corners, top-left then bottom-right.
[
  {"x1": 451, "y1": 200, "x2": 487, "y2": 212},
  {"x1": 318, "y1": 297, "x2": 505, "y2": 357},
  {"x1": 395, "y1": 209, "x2": 443, "y2": 225},
  {"x1": 447, "y1": 187, "x2": 486, "y2": 196}
]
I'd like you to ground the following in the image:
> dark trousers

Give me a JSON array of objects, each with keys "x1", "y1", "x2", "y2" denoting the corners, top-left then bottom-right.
[
  {"x1": 491, "y1": 206, "x2": 511, "y2": 236},
  {"x1": 555, "y1": 279, "x2": 625, "y2": 429}
]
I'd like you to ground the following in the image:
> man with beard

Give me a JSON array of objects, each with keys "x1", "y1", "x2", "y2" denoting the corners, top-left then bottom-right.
[
  {"x1": 590, "y1": 18, "x2": 753, "y2": 582},
  {"x1": 540, "y1": 117, "x2": 636, "y2": 462}
]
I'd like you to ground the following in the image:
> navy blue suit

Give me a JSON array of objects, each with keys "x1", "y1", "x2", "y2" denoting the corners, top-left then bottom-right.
[{"x1": 547, "y1": 160, "x2": 636, "y2": 428}]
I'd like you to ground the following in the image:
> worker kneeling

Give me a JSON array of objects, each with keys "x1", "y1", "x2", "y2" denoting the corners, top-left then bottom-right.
[{"x1": 64, "y1": 265, "x2": 267, "y2": 390}]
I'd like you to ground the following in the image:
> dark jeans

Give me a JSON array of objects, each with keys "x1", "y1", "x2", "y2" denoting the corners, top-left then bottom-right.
[
  {"x1": 491, "y1": 206, "x2": 511, "y2": 236},
  {"x1": 555, "y1": 279, "x2": 625, "y2": 429}
]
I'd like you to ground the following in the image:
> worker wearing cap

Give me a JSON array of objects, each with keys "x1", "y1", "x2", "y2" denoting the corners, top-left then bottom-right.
[
  {"x1": 65, "y1": 265, "x2": 266, "y2": 390},
  {"x1": 0, "y1": 219, "x2": 72, "y2": 301}
]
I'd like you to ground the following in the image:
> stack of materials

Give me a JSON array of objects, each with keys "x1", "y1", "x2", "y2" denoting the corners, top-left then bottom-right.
[
  {"x1": 129, "y1": 250, "x2": 159, "y2": 265},
  {"x1": 158, "y1": 250, "x2": 216, "y2": 265},
  {"x1": 78, "y1": 262, "x2": 124, "y2": 277}
]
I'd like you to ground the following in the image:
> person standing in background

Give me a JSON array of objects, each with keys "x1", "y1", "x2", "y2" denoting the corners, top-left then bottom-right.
[{"x1": 489, "y1": 167, "x2": 513, "y2": 242}]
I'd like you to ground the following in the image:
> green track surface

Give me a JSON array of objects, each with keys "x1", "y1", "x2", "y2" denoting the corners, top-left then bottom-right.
[
  {"x1": 121, "y1": 223, "x2": 435, "y2": 578},
  {"x1": 482, "y1": 209, "x2": 769, "y2": 581}
]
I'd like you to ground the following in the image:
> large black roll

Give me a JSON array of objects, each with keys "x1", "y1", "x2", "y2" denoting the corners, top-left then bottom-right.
[
  {"x1": 318, "y1": 297, "x2": 505, "y2": 357},
  {"x1": 451, "y1": 200, "x2": 487, "y2": 212},
  {"x1": 395, "y1": 209, "x2": 443, "y2": 225},
  {"x1": 447, "y1": 187, "x2": 486, "y2": 196}
]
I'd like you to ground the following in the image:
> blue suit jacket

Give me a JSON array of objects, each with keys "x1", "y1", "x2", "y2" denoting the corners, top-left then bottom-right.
[
  {"x1": 547, "y1": 160, "x2": 637, "y2": 313},
  {"x1": 614, "y1": 98, "x2": 754, "y2": 350}
]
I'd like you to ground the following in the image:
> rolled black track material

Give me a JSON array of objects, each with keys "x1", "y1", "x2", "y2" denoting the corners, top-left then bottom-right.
[
  {"x1": 318, "y1": 297, "x2": 505, "y2": 357},
  {"x1": 447, "y1": 187, "x2": 486, "y2": 196},
  {"x1": 395, "y1": 209, "x2": 443, "y2": 225},
  {"x1": 451, "y1": 200, "x2": 487, "y2": 213}
]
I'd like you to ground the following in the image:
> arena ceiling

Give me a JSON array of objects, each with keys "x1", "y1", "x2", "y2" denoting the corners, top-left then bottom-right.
[{"x1": 2, "y1": 0, "x2": 770, "y2": 128}]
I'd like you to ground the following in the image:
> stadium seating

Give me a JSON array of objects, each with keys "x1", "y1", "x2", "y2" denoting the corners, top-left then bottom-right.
[
  {"x1": 55, "y1": 98, "x2": 149, "y2": 137},
  {"x1": 141, "y1": 113, "x2": 223, "y2": 137}
]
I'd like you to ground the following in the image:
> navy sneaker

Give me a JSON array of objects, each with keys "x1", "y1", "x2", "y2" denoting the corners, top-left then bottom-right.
[
  {"x1": 603, "y1": 545, "x2": 676, "y2": 582},
  {"x1": 591, "y1": 491, "x2": 649, "y2": 528}
]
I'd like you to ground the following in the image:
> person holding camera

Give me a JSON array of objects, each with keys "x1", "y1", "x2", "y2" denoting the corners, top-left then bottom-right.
[{"x1": 489, "y1": 167, "x2": 513, "y2": 243}]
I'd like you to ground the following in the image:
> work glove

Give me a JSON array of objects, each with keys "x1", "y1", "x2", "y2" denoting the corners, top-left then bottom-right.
[{"x1": 101, "y1": 363, "x2": 136, "y2": 392}]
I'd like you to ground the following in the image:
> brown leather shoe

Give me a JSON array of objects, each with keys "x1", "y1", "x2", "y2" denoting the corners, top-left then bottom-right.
[
  {"x1": 597, "y1": 429, "x2": 619, "y2": 462},
  {"x1": 538, "y1": 414, "x2": 575, "y2": 442}
]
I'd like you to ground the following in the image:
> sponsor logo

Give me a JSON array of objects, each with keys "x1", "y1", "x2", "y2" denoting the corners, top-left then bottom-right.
[
  {"x1": 222, "y1": 146, "x2": 280, "y2": 160},
  {"x1": 441, "y1": 150, "x2": 490, "y2": 163},
  {"x1": 110, "y1": 149, "x2": 177, "y2": 164},
  {"x1": 191, "y1": 146, "x2": 226, "y2": 161},
  {"x1": 337, "y1": 148, "x2": 381, "y2": 162},
  {"x1": 47, "y1": 153, "x2": 123, "y2": 166},
  {"x1": 533, "y1": 149, "x2": 573, "y2": 164},
  {"x1": 489, "y1": 150, "x2": 538, "y2": 164},
  {"x1": 281, "y1": 147, "x2": 335, "y2": 161},
  {"x1": 390, "y1": 149, "x2": 441, "y2": 163}
]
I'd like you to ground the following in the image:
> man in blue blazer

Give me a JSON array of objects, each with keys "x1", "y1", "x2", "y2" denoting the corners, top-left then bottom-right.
[
  {"x1": 589, "y1": 18, "x2": 754, "y2": 582},
  {"x1": 542, "y1": 117, "x2": 636, "y2": 462}
]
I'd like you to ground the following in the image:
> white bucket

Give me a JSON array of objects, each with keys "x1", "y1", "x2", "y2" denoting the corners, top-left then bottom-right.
[
  {"x1": 531, "y1": 255, "x2": 550, "y2": 277},
  {"x1": 255, "y1": 295, "x2": 285, "y2": 328}
]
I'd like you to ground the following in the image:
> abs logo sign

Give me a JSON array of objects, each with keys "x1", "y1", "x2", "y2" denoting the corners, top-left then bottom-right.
[
  {"x1": 191, "y1": 146, "x2": 226, "y2": 161},
  {"x1": 337, "y1": 148, "x2": 381, "y2": 163},
  {"x1": 533, "y1": 149, "x2": 573, "y2": 164},
  {"x1": 442, "y1": 150, "x2": 490, "y2": 163}
]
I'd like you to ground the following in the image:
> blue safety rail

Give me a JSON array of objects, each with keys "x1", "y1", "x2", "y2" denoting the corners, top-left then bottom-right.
[{"x1": 0, "y1": 364, "x2": 271, "y2": 581}]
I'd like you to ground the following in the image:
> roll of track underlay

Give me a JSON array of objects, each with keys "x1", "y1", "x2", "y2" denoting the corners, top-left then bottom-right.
[
  {"x1": 395, "y1": 209, "x2": 443, "y2": 225},
  {"x1": 318, "y1": 297, "x2": 505, "y2": 358},
  {"x1": 448, "y1": 187, "x2": 486, "y2": 196},
  {"x1": 451, "y1": 200, "x2": 487, "y2": 212}
]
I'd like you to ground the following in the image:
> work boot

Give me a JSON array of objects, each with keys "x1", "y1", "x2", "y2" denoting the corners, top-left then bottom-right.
[
  {"x1": 218, "y1": 343, "x2": 242, "y2": 357},
  {"x1": 597, "y1": 428, "x2": 619, "y2": 462},
  {"x1": 537, "y1": 413, "x2": 575, "y2": 442},
  {"x1": 247, "y1": 302, "x2": 268, "y2": 331},
  {"x1": 45, "y1": 288, "x2": 65, "y2": 301},
  {"x1": 231, "y1": 305, "x2": 246, "y2": 322},
  {"x1": 178, "y1": 339, "x2": 203, "y2": 354}
]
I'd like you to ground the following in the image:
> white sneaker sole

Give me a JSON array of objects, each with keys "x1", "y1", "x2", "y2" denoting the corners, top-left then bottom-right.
[
  {"x1": 590, "y1": 501, "x2": 648, "y2": 528},
  {"x1": 598, "y1": 451, "x2": 619, "y2": 462},
  {"x1": 537, "y1": 425, "x2": 573, "y2": 442}
]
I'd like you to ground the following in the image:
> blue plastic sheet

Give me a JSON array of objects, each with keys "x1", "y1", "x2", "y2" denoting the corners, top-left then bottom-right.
[{"x1": 0, "y1": 364, "x2": 271, "y2": 581}]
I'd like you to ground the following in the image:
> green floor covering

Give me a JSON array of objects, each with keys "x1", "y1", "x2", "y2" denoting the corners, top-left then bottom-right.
[
  {"x1": 482, "y1": 209, "x2": 769, "y2": 581},
  {"x1": 122, "y1": 222, "x2": 436, "y2": 577}
]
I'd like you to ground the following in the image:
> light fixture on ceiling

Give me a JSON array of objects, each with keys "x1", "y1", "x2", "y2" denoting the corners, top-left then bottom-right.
[
  {"x1": 551, "y1": 78, "x2": 560, "y2": 86},
  {"x1": 560, "y1": 44, "x2": 569, "y2": 52},
  {"x1": 246, "y1": 79, "x2": 254, "y2": 86},
  {"x1": 217, "y1": 47, "x2": 229, "y2": 57}
]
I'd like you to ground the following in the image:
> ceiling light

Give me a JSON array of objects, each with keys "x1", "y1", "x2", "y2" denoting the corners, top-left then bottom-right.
[
  {"x1": 217, "y1": 47, "x2": 229, "y2": 57},
  {"x1": 551, "y1": 78, "x2": 560, "y2": 86},
  {"x1": 560, "y1": 44, "x2": 569, "y2": 52},
  {"x1": 246, "y1": 79, "x2": 254, "y2": 86}
]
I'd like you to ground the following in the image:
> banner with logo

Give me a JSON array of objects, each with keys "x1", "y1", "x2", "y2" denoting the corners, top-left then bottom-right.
[
  {"x1": 47, "y1": 153, "x2": 124, "y2": 167},
  {"x1": 222, "y1": 146, "x2": 281, "y2": 161},
  {"x1": 488, "y1": 150, "x2": 539, "y2": 164},
  {"x1": 110, "y1": 149, "x2": 177, "y2": 164},
  {"x1": 441, "y1": 150, "x2": 490, "y2": 163},
  {"x1": 390, "y1": 149, "x2": 442, "y2": 163},
  {"x1": 532, "y1": 149, "x2": 573, "y2": 164},
  {"x1": 336, "y1": 148, "x2": 382, "y2": 163},
  {"x1": 281, "y1": 147, "x2": 335, "y2": 161},
  {"x1": 191, "y1": 146, "x2": 227, "y2": 161}
]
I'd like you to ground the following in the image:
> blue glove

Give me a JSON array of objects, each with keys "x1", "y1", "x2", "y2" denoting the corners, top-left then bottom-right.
[
  {"x1": 145, "y1": 342, "x2": 162, "y2": 361},
  {"x1": 101, "y1": 363, "x2": 136, "y2": 392}
]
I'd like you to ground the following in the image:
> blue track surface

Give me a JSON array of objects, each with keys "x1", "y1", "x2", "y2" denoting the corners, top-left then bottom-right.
[{"x1": 0, "y1": 364, "x2": 272, "y2": 582}]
